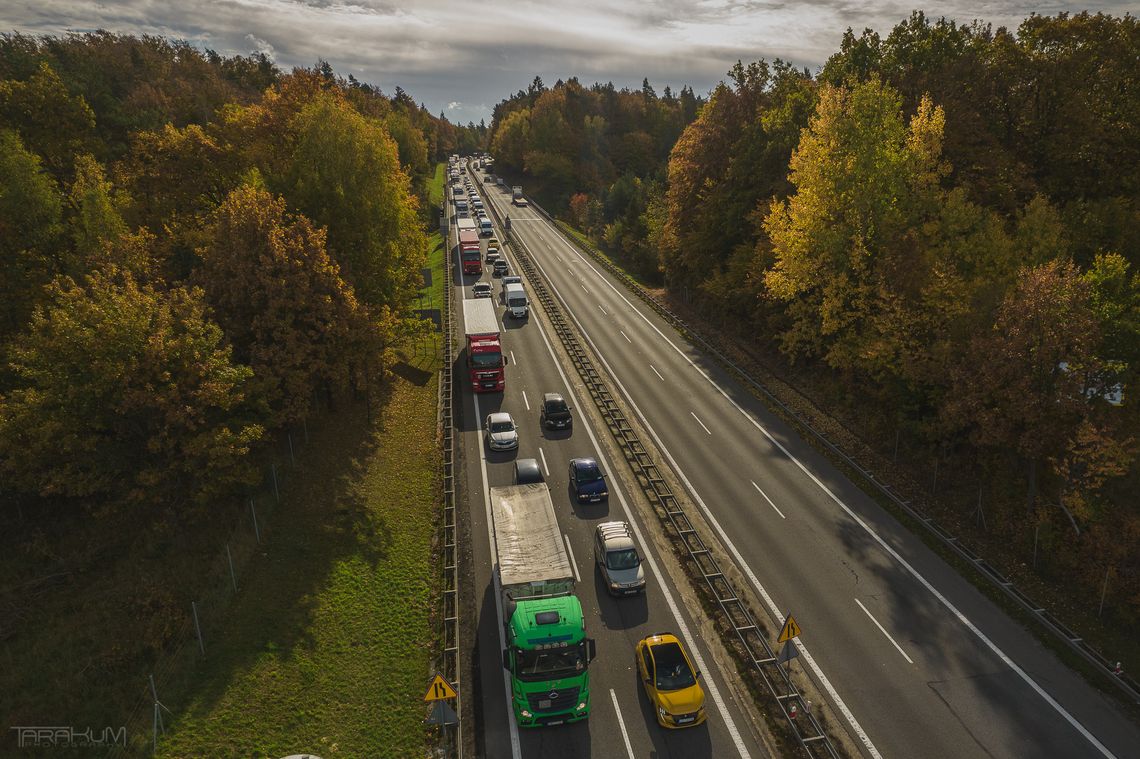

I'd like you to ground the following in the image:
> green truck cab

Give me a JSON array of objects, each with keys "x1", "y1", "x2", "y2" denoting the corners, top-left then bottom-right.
[
  {"x1": 491, "y1": 484, "x2": 597, "y2": 726},
  {"x1": 502, "y1": 594, "x2": 595, "y2": 726}
]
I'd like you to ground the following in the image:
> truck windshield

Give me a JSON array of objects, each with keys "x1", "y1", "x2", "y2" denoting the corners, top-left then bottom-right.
[
  {"x1": 606, "y1": 548, "x2": 640, "y2": 570},
  {"x1": 508, "y1": 297, "x2": 527, "y2": 308},
  {"x1": 471, "y1": 352, "x2": 502, "y2": 368},
  {"x1": 515, "y1": 646, "x2": 586, "y2": 681}
]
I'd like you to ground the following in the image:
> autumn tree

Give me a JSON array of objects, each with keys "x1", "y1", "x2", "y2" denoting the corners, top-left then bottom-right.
[
  {"x1": 0, "y1": 266, "x2": 263, "y2": 513},
  {"x1": 763, "y1": 79, "x2": 947, "y2": 377},
  {"x1": 68, "y1": 153, "x2": 129, "y2": 266},
  {"x1": 942, "y1": 260, "x2": 1107, "y2": 513},
  {"x1": 196, "y1": 184, "x2": 377, "y2": 427},
  {"x1": 0, "y1": 129, "x2": 65, "y2": 339},
  {"x1": 0, "y1": 60, "x2": 96, "y2": 179},
  {"x1": 281, "y1": 91, "x2": 426, "y2": 310}
]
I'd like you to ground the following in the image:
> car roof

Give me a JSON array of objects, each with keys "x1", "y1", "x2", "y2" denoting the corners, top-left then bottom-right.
[
  {"x1": 571, "y1": 457, "x2": 598, "y2": 469},
  {"x1": 473, "y1": 282, "x2": 491, "y2": 290},
  {"x1": 641, "y1": 631, "x2": 681, "y2": 648},
  {"x1": 543, "y1": 392, "x2": 565, "y2": 403},
  {"x1": 514, "y1": 458, "x2": 542, "y2": 483},
  {"x1": 596, "y1": 521, "x2": 635, "y2": 550},
  {"x1": 488, "y1": 411, "x2": 513, "y2": 424}
]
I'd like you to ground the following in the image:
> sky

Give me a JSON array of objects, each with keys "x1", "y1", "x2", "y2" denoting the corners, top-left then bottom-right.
[{"x1": 3, "y1": 1, "x2": 1134, "y2": 125}]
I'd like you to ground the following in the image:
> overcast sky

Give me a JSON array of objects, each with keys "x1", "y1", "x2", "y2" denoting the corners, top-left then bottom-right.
[{"x1": 4, "y1": 1, "x2": 1133, "y2": 125}]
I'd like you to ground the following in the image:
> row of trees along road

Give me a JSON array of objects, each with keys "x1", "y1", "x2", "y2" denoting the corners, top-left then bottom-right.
[
  {"x1": 486, "y1": 12, "x2": 1140, "y2": 630},
  {"x1": 0, "y1": 32, "x2": 480, "y2": 524}
]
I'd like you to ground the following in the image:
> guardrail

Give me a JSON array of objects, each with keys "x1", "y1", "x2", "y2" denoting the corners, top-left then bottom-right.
[
  {"x1": 437, "y1": 199, "x2": 462, "y2": 756},
  {"x1": 481, "y1": 180, "x2": 841, "y2": 757},
  {"x1": 525, "y1": 198, "x2": 1140, "y2": 707}
]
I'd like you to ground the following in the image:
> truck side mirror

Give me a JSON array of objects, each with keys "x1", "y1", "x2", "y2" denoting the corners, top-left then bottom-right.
[
  {"x1": 502, "y1": 649, "x2": 511, "y2": 670},
  {"x1": 585, "y1": 638, "x2": 597, "y2": 663}
]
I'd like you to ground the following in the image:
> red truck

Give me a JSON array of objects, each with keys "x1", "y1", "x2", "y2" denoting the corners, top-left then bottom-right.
[
  {"x1": 463, "y1": 298, "x2": 504, "y2": 393},
  {"x1": 459, "y1": 229, "x2": 481, "y2": 275},
  {"x1": 457, "y1": 218, "x2": 481, "y2": 275}
]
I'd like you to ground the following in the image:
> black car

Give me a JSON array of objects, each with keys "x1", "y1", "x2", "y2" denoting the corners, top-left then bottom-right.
[
  {"x1": 540, "y1": 393, "x2": 572, "y2": 430},
  {"x1": 514, "y1": 458, "x2": 544, "y2": 484}
]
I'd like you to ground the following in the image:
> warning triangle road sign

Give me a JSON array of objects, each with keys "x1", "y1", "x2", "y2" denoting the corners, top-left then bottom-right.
[
  {"x1": 425, "y1": 699, "x2": 459, "y2": 725},
  {"x1": 777, "y1": 613, "x2": 802, "y2": 643},
  {"x1": 777, "y1": 639, "x2": 800, "y2": 664},
  {"x1": 424, "y1": 674, "x2": 457, "y2": 701}
]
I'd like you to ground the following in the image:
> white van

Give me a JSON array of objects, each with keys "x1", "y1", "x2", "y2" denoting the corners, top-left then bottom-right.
[
  {"x1": 455, "y1": 199, "x2": 469, "y2": 217},
  {"x1": 479, "y1": 218, "x2": 493, "y2": 237},
  {"x1": 503, "y1": 282, "x2": 528, "y2": 318}
]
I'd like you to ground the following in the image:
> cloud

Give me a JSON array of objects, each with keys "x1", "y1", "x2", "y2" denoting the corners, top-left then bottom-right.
[
  {"x1": 245, "y1": 33, "x2": 276, "y2": 61},
  {"x1": 4, "y1": 0, "x2": 1135, "y2": 125}
]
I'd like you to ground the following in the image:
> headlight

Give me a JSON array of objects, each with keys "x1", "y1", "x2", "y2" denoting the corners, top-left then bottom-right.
[
  {"x1": 520, "y1": 709, "x2": 532, "y2": 719},
  {"x1": 610, "y1": 582, "x2": 621, "y2": 590},
  {"x1": 658, "y1": 706, "x2": 667, "y2": 720},
  {"x1": 576, "y1": 702, "x2": 587, "y2": 712}
]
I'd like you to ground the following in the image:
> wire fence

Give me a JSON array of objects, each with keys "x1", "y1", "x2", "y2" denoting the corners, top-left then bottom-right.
[{"x1": 102, "y1": 410, "x2": 325, "y2": 756}]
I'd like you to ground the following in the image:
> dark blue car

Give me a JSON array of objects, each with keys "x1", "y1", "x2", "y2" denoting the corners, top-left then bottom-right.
[{"x1": 569, "y1": 458, "x2": 608, "y2": 503}]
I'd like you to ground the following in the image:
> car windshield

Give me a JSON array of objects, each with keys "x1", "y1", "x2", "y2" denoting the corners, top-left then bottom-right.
[
  {"x1": 515, "y1": 646, "x2": 586, "y2": 681},
  {"x1": 490, "y1": 420, "x2": 515, "y2": 433},
  {"x1": 606, "y1": 549, "x2": 640, "y2": 571},
  {"x1": 651, "y1": 643, "x2": 696, "y2": 690},
  {"x1": 546, "y1": 400, "x2": 568, "y2": 414},
  {"x1": 471, "y1": 352, "x2": 502, "y2": 368},
  {"x1": 575, "y1": 463, "x2": 602, "y2": 483}
]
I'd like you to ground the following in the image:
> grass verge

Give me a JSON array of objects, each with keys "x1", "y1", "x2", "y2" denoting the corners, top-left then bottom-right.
[
  {"x1": 156, "y1": 361, "x2": 441, "y2": 758},
  {"x1": 155, "y1": 219, "x2": 447, "y2": 758}
]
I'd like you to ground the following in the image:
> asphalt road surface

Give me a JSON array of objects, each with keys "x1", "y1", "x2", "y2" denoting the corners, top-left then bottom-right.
[
  {"x1": 449, "y1": 172, "x2": 769, "y2": 758},
  {"x1": 462, "y1": 164, "x2": 1140, "y2": 759}
]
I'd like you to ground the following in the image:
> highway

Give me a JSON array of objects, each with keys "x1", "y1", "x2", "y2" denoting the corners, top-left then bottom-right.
[
  {"x1": 467, "y1": 165, "x2": 1140, "y2": 759},
  {"x1": 449, "y1": 167, "x2": 768, "y2": 758}
]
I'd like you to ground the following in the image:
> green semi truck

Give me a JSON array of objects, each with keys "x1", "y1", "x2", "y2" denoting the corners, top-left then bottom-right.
[{"x1": 491, "y1": 484, "x2": 596, "y2": 727}]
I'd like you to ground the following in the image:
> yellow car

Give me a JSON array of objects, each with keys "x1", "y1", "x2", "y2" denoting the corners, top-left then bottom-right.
[{"x1": 636, "y1": 632, "x2": 707, "y2": 728}]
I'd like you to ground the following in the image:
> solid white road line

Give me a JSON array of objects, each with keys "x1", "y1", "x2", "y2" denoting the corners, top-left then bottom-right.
[
  {"x1": 541, "y1": 217, "x2": 1119, "y2": 759},
  {"x1": 564, "y1": 534, "x2": 581, "y2": 583},
  {"x1": 527, "y1": 277, "x2": 752, "y2": 758},
  {"x1": 855, "y1": 598, "x2": 914, "y2": 665},
  {"x1": 457, "y1": 247, "x2": 522, "y2": 759},
  {"x1": 751, "y1": 480, "x2": 786, "y2": 519},
  {"x1": 650, "y1": 365, "x2": 665, "y2": 382},
  {"x1": 539, "y1": 447, "x2": 549, "y2": 476},
  {"x1": 521, "y1": 391, "x2": 530, "y2": 411},
  {"x1": 691, "y1": 411, "x2": 712, "y2": 436},
  {"x1": 620, "y1": 330, "x2": 632, "y2": 344},
  {"x1": 610, "y1": 688, "x2": 636, "y2": 759}
]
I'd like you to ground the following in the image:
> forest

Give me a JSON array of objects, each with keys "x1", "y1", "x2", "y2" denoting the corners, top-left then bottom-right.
[
  {"x1": 0, "y1": 31, "x2": 483, "y2": 517},
  {"x1": 486, "y1": 12, "x2": 1140, "y2": 626}
]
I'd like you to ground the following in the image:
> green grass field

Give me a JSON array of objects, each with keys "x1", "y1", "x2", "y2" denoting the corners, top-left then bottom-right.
[
  {"x1": 156, "y1": 177, "x2": 447, "y2": 758},
  {"x1": 156, "y1": 370, "x2": 440, "y2": 758}
]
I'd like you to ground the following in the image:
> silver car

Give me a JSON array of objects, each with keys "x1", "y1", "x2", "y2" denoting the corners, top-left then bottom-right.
[
  {"x1": 594, "y1": 521, "x2": 646, "y2": 595},
  {"x1": 484, "y1": 412, "x2": 519, "y2": 451}
]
